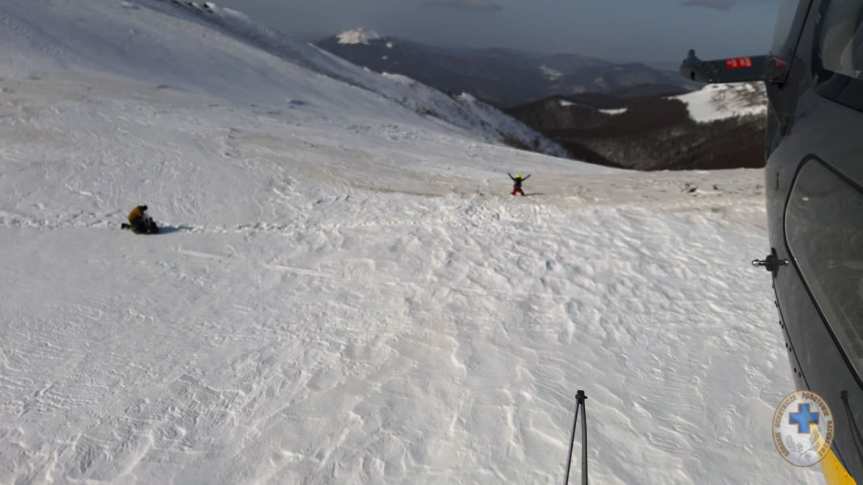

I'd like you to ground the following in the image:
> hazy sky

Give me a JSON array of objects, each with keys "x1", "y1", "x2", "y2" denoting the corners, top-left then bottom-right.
[{"x1": 215, "y1": 0, "x2": 781, "y2": 62}]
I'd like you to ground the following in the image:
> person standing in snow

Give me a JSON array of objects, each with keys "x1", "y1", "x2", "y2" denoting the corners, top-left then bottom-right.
[
  {"x1": 122, "y1": 205, "x2": 159, "y2": 234},
  {"x1": 508, "y1": 172, "x2": 530, "y2": 196}
]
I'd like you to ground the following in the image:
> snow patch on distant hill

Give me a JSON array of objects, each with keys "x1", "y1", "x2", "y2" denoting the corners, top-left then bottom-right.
[
  {"x1": 457, "y1": 92, "x2": 478, "y2": 103},
  {"x1": 556, "y1": 100, "x2": 626, "y2": 115},
  {"x1": 599, "y1": 107, "x2": 628, "y2": 116},
  {"x1": 220, "y1": 7, "x2": 249, "y2": 22},
  {"x1": 381, "y1": 72, "x2": 414, "y2": 84},
  {"x1": 671, "y1": 83, "x2": 767, "y2": 123},
  {"x1": 337, "y1": 27, "x2": 381, "y2": 45},
  {"x1": 540, "y1": 65, "x2": 563, "y2": 81}
]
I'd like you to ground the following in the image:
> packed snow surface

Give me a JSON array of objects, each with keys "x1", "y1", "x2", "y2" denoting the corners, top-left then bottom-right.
[
  {"x1": 671, "y1": 83, "x2": 767, "y2": 123},
  {"x1": 0, "y1": 1, "x2": 822, "y2": 484}
]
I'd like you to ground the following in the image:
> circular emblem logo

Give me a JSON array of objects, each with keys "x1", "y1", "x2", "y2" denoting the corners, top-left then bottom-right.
[{"x1": 773, "y1": 390, "x2": 835, "y2": 467}]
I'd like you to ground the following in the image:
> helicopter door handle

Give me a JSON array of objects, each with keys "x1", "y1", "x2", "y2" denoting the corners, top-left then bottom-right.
[{"x1": 752, "y1": 253, "x2": 789, "y2": 276}]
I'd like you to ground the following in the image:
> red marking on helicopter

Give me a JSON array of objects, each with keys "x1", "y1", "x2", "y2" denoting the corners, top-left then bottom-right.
[{"x1": 725, "y1": 57, "x2": 754, "y2": 70}]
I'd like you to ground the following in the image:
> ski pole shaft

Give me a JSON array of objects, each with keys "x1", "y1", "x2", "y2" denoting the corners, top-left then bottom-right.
[
  {"x1": 563, "y1": 395, "x2": 580, "y2": 485},
  {"x1": 579, "y1": 391, "x2": 588, "y2": 485}
]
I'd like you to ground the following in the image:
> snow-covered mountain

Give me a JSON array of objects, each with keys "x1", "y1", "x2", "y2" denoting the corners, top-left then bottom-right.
[
  {"x1": 0, "y1": 1, "x2": 821, "y2": 484},
  {"x1": 317, "y1": 29, "x2": 691, "y2": 108},
  {"x1": 509, "y1": 82, "x2": 768, "y2": 170},
  {"x1": 336, "y1": 27, "x2": 382, "y2": 46},
  {"x1": 670, "y1": 82, "x2": 767, "y2": 124}
]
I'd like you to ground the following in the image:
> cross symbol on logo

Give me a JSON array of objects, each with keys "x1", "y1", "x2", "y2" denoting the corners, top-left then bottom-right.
[{"x1": 789, "y1": 403, "x2": 820, "y2": 434}]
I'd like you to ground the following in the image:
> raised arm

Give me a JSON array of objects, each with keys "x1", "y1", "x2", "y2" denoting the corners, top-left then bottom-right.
[
  {"x1": 524, "y1": 174, "x2": 531, "y2": 181},
  {"x1": 507, "y1": 172, "x2": 515, "y2": 181}
]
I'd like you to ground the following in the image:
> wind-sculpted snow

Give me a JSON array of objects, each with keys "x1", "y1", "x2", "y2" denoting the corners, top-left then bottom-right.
[{"x1": 0, "y1": 1, "x2": 822, "y2": 484}]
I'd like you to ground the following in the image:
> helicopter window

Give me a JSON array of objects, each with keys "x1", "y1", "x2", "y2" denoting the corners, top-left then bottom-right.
[
  {"x1": 786, "y1": 160, "x2": 863, "y2": 378},
  {"x1": 772, "y1": 0, "x2": 804, "y2": 56},
  {"x1": 818, "y1": 0, "x2": 863, "y2": 79}
]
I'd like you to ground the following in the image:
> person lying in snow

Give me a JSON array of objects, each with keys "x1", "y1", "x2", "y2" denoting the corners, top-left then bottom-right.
[
  {"x1": 121, "y1": 205, "x2": 159, "y2": 234},
  {"x1": 508, "y1": 173, "x2": 530, "y2": 196}
]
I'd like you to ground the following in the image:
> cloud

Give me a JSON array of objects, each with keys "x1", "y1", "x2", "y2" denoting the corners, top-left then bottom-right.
[
  {"x1": 422, "y1": 0, "x2": 503, "y2": 13},
  {"x1": 682, "y1": 0, "x2": 737, "y2": 11}
]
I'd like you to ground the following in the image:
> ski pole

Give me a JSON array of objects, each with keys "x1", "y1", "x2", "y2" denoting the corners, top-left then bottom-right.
[
  {"x1": 578, "y1": 390, "x2": 588, "y2": 485},
  {"x1": 563, "y1": 390, "x2": 589, "y2": 485},
  {"x1": 563, "y1": 392, "x2": 580, "y2": 485}
]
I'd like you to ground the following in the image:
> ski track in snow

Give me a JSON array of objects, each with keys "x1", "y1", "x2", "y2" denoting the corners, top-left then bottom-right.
[{"x1": 0, "y1": 1, "x2": 823, "y2": 484}]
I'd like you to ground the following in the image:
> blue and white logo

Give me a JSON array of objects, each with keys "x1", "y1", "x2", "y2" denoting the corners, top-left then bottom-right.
[{"x1": 773, "y1": 391, "x2": 835, "y2": 467}]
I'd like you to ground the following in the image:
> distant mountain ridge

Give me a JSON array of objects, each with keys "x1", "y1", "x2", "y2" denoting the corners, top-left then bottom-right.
[{"x1": 316, "y1": 29, "x2": 692, "y2": 108}]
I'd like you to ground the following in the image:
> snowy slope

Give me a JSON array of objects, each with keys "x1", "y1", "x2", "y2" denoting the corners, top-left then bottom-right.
[
  {"x1": 670, "y1": 83, "x2": 767, "y2": 124},
  {"x1": 138, "y1": 0, "x2": 568, "y2": 157},
  {"x1": 0, "y1": 1, "x2": 823, "y2": 484},
  {"x1": 0, "y1": 0, "x2": 563, "y2": 158}
]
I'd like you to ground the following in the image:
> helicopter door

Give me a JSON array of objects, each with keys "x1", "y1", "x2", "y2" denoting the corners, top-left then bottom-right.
[
  {"x1": 760, "y1": 0, "x2": 814, "y2": 387},
  {"x1": 771, "y1": 0, "x2": 863, "y2": 481}
]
